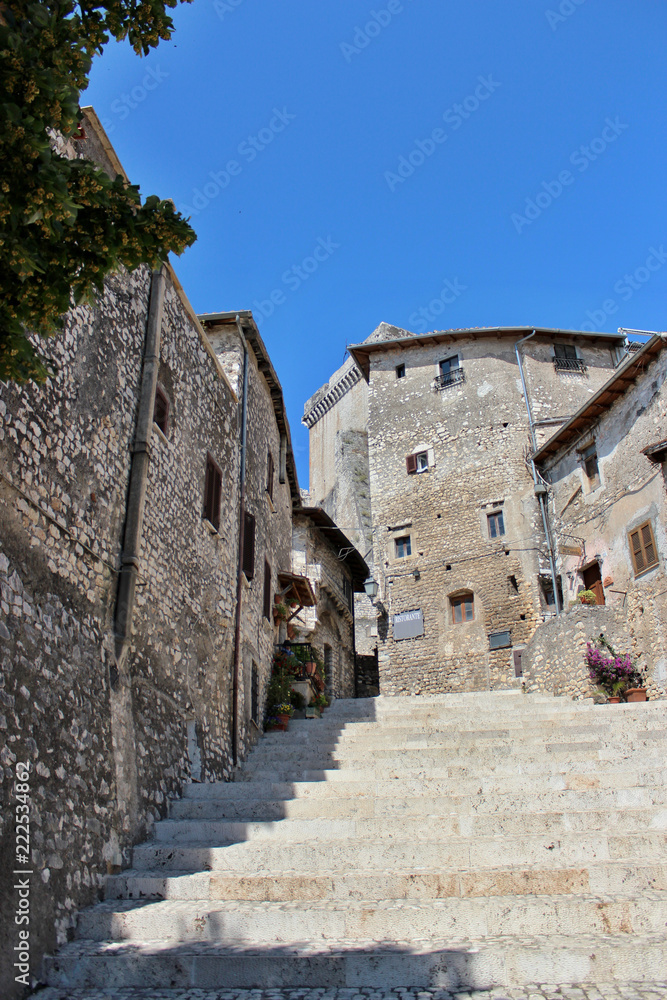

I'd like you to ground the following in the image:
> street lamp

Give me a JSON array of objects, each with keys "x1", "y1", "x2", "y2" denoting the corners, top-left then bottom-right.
[{"x1": 363, "y1": 576, "x2": 378, "y2": 599}]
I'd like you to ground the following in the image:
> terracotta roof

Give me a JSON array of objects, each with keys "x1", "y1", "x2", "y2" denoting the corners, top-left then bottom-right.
[
  {"x1": 533, "y1": 334, "x2": 667, "y2": 465},
  {"x1": 277, "y1": 572, "x2": 316, "y2": 607}
]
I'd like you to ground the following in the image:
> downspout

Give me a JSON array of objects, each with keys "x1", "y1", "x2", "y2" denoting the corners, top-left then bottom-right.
[
  {"x1": 514, "y1": 330, "x2": 561, "y2": 614},
  {"x1": 231, "y1": 317, "x2": 249, "y2": 765},
  {"x1": 113, "y1": 267, "x2": 166, "y2": 676}
]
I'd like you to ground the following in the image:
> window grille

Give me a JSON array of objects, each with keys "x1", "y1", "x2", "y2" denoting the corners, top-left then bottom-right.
[{"x1": 435, "y1": 357, "x2": 465, "y2": 390}]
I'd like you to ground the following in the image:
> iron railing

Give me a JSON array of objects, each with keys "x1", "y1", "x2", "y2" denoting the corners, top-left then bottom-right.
[
  {"x1": 552, "y1": 356, "x2": 587, "y2": 373},
  {"x1": 435, "y1": 367, "x2": 465, "y2": 390}
]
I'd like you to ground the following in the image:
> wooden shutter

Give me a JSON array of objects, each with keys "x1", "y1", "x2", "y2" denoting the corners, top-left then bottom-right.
[
  {"x1": 406, "y1": 453, "x2": 417, "y2": 474},
  {"x1": 242, "y1": 512, "x2": 255, "y2": 579},
  {"x1": 204, "y1": 454, "x2": 221, "y2": 530},
  {"x1": 266, "y1": 450, "x2": 274, "y2": 501},
  {"x1": 630, "y1": 521, "x2": 657, "y2": 575},
  {"x1": 263, "y1": 559, "x2": 272, "y2": 619}
]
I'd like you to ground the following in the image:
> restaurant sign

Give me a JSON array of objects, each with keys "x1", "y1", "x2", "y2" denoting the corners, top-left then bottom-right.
[{"x1": 393, "y1": 608, "x2": 424, "y2": 640}]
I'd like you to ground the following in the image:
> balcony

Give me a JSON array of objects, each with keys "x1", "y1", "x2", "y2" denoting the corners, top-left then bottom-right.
[
  {"x1": 552, "y1": 356, "x2": 587, "y2": 374},
  {"x1": 435, "y1": 367, "x2": 465, "y2": 390}
]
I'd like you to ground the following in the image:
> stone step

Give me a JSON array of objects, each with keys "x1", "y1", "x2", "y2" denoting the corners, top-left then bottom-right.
[
  {"x1": 132, "y1": 830, "x2": 667, "y2": 872},
  {"x1": 42, "y1": 932, "x2": 667, "y2": 989},
  {"x1": 163, "y1": 805, "x2": 666, "y2": 839},
  {"x1": 234, "y1": 749, "x2": 667, "y2": 782},
  {"x1": 76, "y1": 892, "x2": 667, "y2": 944},
  {"x1": 182, "y1": 766, "x2": 667, "y2": 801},
  {"x1": 106, "y1": 859, "x2": 667, "y2": 902}
]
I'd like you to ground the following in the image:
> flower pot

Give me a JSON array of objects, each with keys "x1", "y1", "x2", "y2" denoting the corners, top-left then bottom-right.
[
  {"x1": 305, "y1": 661, "x2": 317, "y2": 675},
  {"x1": 626, "y1": 687, "x2": 647, "y2": 702},
  {"x1": 277, "y1": 713, "x2": 291, "y2": 727},
  {"x1": 608, "y1": 696, "x2": 620, "y2": 704}
]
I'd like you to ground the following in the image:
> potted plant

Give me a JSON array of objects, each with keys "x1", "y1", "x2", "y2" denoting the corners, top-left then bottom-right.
[
  {"x1": 586, "y1": 635, "x2": 645, "y2": 703},
  {"x1": 575, "y1": 589, "x2": 598, "y2": 606}
]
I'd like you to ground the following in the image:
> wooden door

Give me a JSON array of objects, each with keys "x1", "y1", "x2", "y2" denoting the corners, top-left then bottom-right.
[{"x1": 582, "y1": 564, "x2": 605, "y2": 605}]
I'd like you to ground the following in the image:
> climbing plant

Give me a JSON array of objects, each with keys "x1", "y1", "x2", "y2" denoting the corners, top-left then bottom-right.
[{"x1": 0, "y1": 0, "x2": 196, "y2": 383}]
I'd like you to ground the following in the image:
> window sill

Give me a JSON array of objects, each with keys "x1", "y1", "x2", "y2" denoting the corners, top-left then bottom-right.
[
  {"x1": 203, "y1": 518, "x2": 219, "y2": 536},
  {"x1": 266, "y1": 493, "x2": 276, "y2": 513},
  {"x1": 634, "y1": 562, "x2": 660, "y2": 580}
]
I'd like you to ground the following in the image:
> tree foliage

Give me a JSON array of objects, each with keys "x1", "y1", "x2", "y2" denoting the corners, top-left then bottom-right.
[{"x1": 0, "y1": 0, "x2": 196, "y2": 383}]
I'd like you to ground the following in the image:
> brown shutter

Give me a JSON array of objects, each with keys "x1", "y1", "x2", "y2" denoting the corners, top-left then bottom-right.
[
  {"x1": 266, "y1": 450, "x2": 274, "y2": 500},
  {"x1": 263, "y1": 559, "x2": 272, "y2": 619},
  {"x1": 406, "y1": 453, "x2": 417, "y2": 474},
  {"x1": 641, "y1": 522, "x2": 657, "y2": 567},
  {"x1": 630, "y1": 529, "x2": 645, "y2": 573},
  {"x1": 242, "y1": 512, "x2": 255, "y2": 579}
]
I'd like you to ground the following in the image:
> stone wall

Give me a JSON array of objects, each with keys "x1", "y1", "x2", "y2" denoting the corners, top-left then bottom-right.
[
  {"x1": 521, "y1": 605, "x2": 630, "y2": 698},
  {"x1": 0, "y1": 269, "x2": 300, "y2": 996}
]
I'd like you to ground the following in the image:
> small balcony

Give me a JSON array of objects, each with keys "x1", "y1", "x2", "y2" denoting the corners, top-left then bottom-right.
[
  {"x1": 435, "y1": 367, "x2": 465, "y2": 390},
  {"x1": 552, "y1": 356, "x2": 587, "y2": 374}
]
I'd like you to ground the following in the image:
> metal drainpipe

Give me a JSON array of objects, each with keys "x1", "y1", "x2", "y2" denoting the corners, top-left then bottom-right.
[
  {"x1": 231, "y1": 317, "x2": 249, "y2": 765},
  {"x1": 113, "y1": 267, "x2": 166, "y2": 676},
  {"x1": 514, "y1": 330, "x2": 562, "y2": 615}
]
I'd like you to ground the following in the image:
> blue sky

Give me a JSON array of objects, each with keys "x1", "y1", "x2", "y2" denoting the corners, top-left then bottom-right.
[{"x1": 84, "y1": 1, "x2": 667, "y2": 487}]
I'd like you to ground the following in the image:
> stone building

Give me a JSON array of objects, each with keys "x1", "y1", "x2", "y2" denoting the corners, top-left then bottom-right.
[
  {"x1": 306, "y1": 323, "x2": 632, "y2": 694},
  {"x1": 290, "y1": 506, "x2": 369, "y2": 698},
  {"x1": 0, "y1": 110, "x2": 326, "y2": 997},
  {"x1": 523, "y1": 333, "x2": 667, "y2": 699}
]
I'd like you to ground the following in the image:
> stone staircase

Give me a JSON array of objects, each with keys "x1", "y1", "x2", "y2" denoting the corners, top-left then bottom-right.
[{"x1": 43, "y1": 691, "x2": 667, "y2": 992}]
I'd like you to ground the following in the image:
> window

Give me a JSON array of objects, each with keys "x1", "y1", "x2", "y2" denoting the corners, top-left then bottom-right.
[
  {"x1": 263, "y1": 559, "x2": 272, "y2": 619},
  {"x1": 153, "y1": 385, "x2": 170, "y2": 436},
  {"x1": 436, "y1": 355, "x2": 465, "y2": 390},
  {"x1": 487, "y1": 508, "x2": 505, "y2": 538},
  {"x1": 204, "y1": 454, "x2": 222, "y2": 531},
  {"x1": 242, "y1": 511, "x2": 255, "y2": 580},
  {"x1": 396, "y1": 363, "x2": 406, "y2": 379},
  {"x1": 553, "y1": 344, "x2": 587, "y2": 373},
  {"x1": 489, "y1": 630, "x2": 511, "y2": 649},
  {"x1": 540, "y1": 575, "x2": 563, "y2": 610},
  {"x1": 266, "y1": 450, "x2": 274, "y2": 501},
  {"x1": 406, "y1": 451, "x2": 429, "y2": 474},
  {"x1": 395, "y1": 535, "x2": 411, "y2": 558},
  {"x1": 440, "y1": 354, "x2": 460, "y2": 375},
  {"x1": 450, "y1": 591, "x2": 474, "y2": 623},
  {"x1": 342, "y1": 576, "x2": 353, "y2": 611},
  {"x1": 629, "y1": 521, "x2": 658, "y2": 576},
  {"x1": 580, "y1": 442, "x2": 600, "y2": 489}
]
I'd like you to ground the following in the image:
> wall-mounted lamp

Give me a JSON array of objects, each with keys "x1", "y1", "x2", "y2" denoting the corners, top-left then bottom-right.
[
  {"x1": 413, "y1": 568, "x2": 421, "y2": 581},
  {"x1": 363, "y1": 576, "x2": 379, "y2": 599}
]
